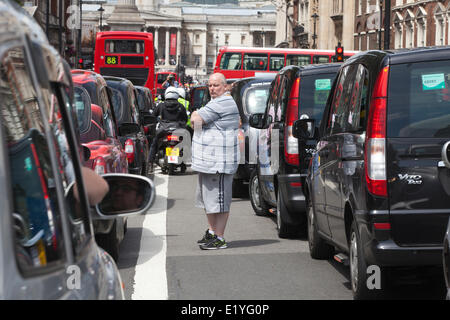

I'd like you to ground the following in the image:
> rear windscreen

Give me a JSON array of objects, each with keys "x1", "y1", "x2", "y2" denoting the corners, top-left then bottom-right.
[
  {"x1": 298, "y1": 73, "x2": 337, "y2": 121},
  {"x1": 388, "y1": 60, "x2": 450, "y2": 138}
]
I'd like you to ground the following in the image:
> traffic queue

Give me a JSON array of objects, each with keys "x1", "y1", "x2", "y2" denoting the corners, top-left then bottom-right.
[{"x1": 0, "y1": 0, "x2": 449, "y2": 301}]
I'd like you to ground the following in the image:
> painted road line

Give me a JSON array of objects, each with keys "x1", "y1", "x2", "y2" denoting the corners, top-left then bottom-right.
[{"x1": 131, "y1": 171, "x2": 169, "y2": 300}]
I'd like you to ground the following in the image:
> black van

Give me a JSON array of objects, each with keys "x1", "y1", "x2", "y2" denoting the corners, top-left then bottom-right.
[
  {"x1": 231, "y1": 74, "x2": 275, "y2": 197},
  {"x1": 104, "y1": 76, "x2": 150, "y2": 176},
  {"x1": 249, "y1": 64, "x2": 339, "y2": 238},
  {"x1": 296, "y1": 48, "x2": 450, "y2": 299}
]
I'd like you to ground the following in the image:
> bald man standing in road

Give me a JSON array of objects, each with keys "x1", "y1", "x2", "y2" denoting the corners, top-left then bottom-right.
[{"x1": 190, "y1": 73, "x2": 240, "y2": 250}]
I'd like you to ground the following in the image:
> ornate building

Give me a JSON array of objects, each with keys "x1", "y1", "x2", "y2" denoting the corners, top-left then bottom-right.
[{"x1": 81, "y1": 0, "x2": 276, "y2": 82}]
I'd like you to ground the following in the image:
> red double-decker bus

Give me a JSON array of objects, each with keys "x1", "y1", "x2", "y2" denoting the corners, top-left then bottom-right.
[
  {"x1": 214, "y1": 46, "x2": 358, "y2": 80},
  {"x1": 94, "y1": 31, "x2": 155, "y2": 96}
]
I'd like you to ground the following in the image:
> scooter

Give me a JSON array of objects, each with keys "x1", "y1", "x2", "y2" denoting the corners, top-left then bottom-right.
[{"x1": 154, "y1": 121, "x2": 188, "y2": 175}]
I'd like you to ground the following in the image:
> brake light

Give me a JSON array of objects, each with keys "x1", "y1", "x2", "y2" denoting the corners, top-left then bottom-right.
[
  {"x1": 167, "y1": 135, "x2": 179, "y2": 142},
  {"x1": 284, "y1": 78, "x2": 300, "y2": 166},
  {"x1": 365, "y1": 66, "x2": 389, "y2": 197},
  {"x1": 125, "y1": 139, "x2": 135, "y2": 164},
  {"x1": 373, "y1": 222, "x2": 391, "y2": 230},
  {"x1": 94, "y1": 156, "x2": 107, "y2": 175}
]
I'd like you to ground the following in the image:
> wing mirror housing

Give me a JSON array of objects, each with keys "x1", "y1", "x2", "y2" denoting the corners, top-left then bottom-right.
[
  {"x1": 442, "y1": 141, "x2": 450, "y2": 168},
  {"x1": 96, "y1": 174, "x2": 155, "y2": 217},
  {"x1": 249, "y1": 113, "x2": 272, "y2": 129},
  {"x1": 293, "y1": 119, "x2": 317, "y2": 140}
]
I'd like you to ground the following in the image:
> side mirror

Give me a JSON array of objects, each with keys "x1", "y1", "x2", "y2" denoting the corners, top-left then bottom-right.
[
  {"x1": 82, "y1": 145, "x2": 91, "y2": 162},
  {"x1": 96, "y1": 174, "x2": 155, "y2": 217},
  {"x1": 249, "y1": 113, "x2": 272, "y2": 129},
  {"x1": 118, "y1": 122, "x2": 140, "y2": 136},
  {"x1": 293, "y1": 119, "x2": 316, "y2": 140},
  {"x1": 142, "y1": 114, "x2": 157, "y2": 125},
  {"x1": 442, "y1": 141, "x2": 450, "y2": 168}
]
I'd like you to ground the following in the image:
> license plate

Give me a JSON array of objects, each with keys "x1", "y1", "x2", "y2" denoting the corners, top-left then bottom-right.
[
  {"x1": 166, "y1": 147, "x2": 179, "y2": 156},
  {"x1": 168, "y1": 156, "x2": 178, "y2": 164}
]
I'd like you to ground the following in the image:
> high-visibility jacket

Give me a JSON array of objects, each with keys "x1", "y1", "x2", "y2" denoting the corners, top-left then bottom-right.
[{"x1": 178, "y1": 97, "x2": 190, "y2": 126}]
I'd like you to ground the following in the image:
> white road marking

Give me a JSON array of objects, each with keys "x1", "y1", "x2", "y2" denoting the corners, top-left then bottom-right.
[{"x1": 131, "y1": 171, "x2": 169, "y2": 300}]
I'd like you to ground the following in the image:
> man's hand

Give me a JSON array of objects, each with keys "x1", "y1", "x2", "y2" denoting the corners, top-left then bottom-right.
[{"x1": 190, "y1": 111, "x2": 204, "y2": 130}]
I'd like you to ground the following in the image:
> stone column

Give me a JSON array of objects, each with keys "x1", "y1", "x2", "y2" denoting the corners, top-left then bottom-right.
[
  {"x1": 176, "y1": 28, "x2": 181, "y2": 65},
  {"x1": 202, "y1": 30, "x2": 207, "y2": 68},
  {"x1": 154, "y1": 26, "x2": 159, "y2": 59},
  {"x1": 165, "y1": 28, "x2": 170, "y2": 66}
]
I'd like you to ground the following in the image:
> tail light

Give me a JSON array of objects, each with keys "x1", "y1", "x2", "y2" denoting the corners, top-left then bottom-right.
[
  {"x1": 94, "y1": 156, "x2": 107, "y2": 175},
  {"x1": 167, "y1": 135, "x2": 179, "y2": 142},
  {"x1": 125, "y1": 139, "x2": 135, "y2": 164},
  {"x1": 284, "y1": 77, "x2": 300, "y2": 166},
  {"x1": 144, "y1": 126, "x2": 149, "y2": 135},
  {"x1": 365, "y1": 66, "x2": 389, "y2": 197}
]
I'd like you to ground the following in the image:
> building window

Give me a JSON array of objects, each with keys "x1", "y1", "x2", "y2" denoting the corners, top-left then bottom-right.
[
  {"x1": 394, "y1": 23, "x2": 402, "y2": 49},
  {"x1": 241, "y1": 34, "x2": 246, "y2": 45},
  {"x1": 417, "y1": 19, "x2": 426, "y2": 47},
  {"x1": 436, "y1": 16, "x2": 445, "y2": 46},
  {"x1": 405, "y1": 21, "x2": 414, "y2": 48}
]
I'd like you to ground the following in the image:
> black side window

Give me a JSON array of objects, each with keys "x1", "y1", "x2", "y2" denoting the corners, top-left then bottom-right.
[
  {"x1": 328, "y1": 65, "x2": 356, "y2": 134},
  {"x1": 347, "y1": 64, "x2": 369, "y2": 131},
  {"x1": 0, "y1": 47, "x2": 67, "y2": 274},
  {"x1": 100, "y1": 87, "x2": 116, "y2": 137},
  {"x1": 267, "y1": 76, "x2": 281, "y2": 121},
  {"x1": 278, "y1": 76, "x2": 291, "y2": 121}
]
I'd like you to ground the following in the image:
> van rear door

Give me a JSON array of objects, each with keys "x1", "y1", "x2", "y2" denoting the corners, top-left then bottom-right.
[{"x1": 387, "y1": 60, "x2": 450, "y2": 247}]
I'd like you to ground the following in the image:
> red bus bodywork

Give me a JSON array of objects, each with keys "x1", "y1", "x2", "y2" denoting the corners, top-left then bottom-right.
[
  {"x1": 94, "y1": 31, "x2": 155, "y2": 97},
  {"x1": 214, "y1": 46, "x2": 358, "y2": 80},
  {"x1": 155, "y1": 71, "x2": 177, "y2": 97}
]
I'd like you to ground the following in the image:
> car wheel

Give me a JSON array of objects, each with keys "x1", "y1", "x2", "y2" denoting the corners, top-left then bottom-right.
[
  {"x1": 349, "y1": 220, "x2": 386, "y2": 299},
  {"x1": 276, "y1": 188, "x2": 303, "y2": 238},
  {"x1": 307, "y1": 197, "x2": 334, "y2": 259},
  {"x1": 249, "y1": 169, "x2": 270, "y2": 216},
  {"x1": 96, "y1": 221, "x2": 120, "y2": 262}
]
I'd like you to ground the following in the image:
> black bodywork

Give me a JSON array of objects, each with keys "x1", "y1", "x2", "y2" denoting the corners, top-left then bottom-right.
[
  {"x1": 302, "y1": 47, "x2": 450, "y2": 298},
  {"x1": 104, "y1": 76, "x2": 149, "y2": 175},
  {"x1": 189, "y1": 85, "x2": 210, "y2": 112},
  {"x1": 253, "y1": 64, "x2": 339, "y2": 238}
]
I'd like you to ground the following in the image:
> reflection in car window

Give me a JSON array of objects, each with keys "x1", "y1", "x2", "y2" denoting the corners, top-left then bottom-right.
[
  {"x1": 74, "y1": 86, "x2": 91, "y2": 133},
  {"x1": 0, "y1": 46, "x2": 66, "y2": 273},
  {"x1": 299, "y1": 73, "x2": 337, "y2": 123},
  {"x1": 99, "y1": 87, "x2": 115, "y2": 137},
  {"x1": 244, "y1": 85, "x2": 270, "y2": 114},
  {"x1": 110, "y1": 87, "x2": 124, "y2": 122},
  {"x1": 388, "y1": 60, "x2": 450, "y2": 138}
]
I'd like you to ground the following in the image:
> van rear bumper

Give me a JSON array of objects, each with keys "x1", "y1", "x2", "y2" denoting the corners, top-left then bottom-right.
[
  {"x1": 365, "y1": 239, "x2": 443, "y2": 267},
  {"x1": 278, "y1": 173, "x2": 306, "y2": 223}
]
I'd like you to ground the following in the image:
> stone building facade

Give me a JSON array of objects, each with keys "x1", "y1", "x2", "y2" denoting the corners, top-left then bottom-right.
[{"x1": 82, "y1": 0, "x2": 276, "y2": 82}]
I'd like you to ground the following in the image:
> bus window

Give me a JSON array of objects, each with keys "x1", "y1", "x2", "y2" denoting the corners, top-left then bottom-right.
[
  {"x1": 313, "y1": 55, "x2": 330, "y2": 64},
  {"x1": 244, "y1": 53, "x2": 268, "y2": 71},
  {"x1": 219, "y1": 53, "x2": 242, "y2": 70},
  {"x1": 105, "y1": 40, "x2": 145, "y2": 54},
  {"x1": 286, "y1": 54, "x2": 311, "y2": 67},
  {"x1": 269, "y1": 54, "x2": 285, "y2": 71}
]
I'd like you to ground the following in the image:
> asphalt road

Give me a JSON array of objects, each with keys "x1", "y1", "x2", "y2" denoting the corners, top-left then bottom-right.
[{"x1": 116, "y1": 167, "x2": 447, "y2": 300}]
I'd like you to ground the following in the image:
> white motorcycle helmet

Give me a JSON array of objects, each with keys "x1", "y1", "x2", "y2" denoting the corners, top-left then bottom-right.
[
  {"x1": 176, "y1": 87, "x2": 186, "y2": 99},
  {"x1": 165, "y1": 86, "x2": 179, "y2": 100}
]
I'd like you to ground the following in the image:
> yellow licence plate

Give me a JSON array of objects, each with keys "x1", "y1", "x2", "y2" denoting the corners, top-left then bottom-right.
[{"x1": 166, "y1": 148, "x2": 179, "y2": 156}]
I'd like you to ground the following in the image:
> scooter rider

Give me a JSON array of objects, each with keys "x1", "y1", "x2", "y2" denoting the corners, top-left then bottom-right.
[{"x1": 148, "y1": 86, "x2": 188, "y2": 171}]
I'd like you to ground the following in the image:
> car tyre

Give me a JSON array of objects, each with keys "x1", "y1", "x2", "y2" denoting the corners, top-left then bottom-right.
[
  {"x1": 307, "y1": 197, "x2": 334, "y2": 259},
  {"x1": 249, "y1": 169, "x2": 270, "y2": 216},
  {"x1": 276, "y1": 188, "x2": 303, "y2": 238},
  {"x1": 96, "y1": 221, "x2": 120, "y2": 262}
]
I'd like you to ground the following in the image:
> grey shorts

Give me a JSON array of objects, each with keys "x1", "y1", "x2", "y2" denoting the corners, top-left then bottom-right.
[{"x1": 195, "y1": 172, "x2": 233, "y2": 214}]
